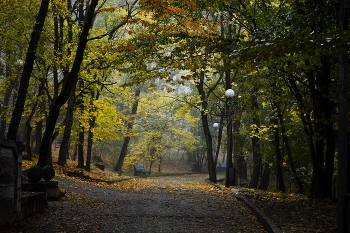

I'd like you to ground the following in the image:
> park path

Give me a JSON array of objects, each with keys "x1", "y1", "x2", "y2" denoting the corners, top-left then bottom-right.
[{"x1": 2, "y1": 174, "x2": 267, "y2": 233}]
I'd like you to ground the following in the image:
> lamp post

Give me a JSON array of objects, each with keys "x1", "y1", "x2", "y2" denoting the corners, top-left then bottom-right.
[{"x1": 225, "y1": 89, "x2": 235, "y2": 187}]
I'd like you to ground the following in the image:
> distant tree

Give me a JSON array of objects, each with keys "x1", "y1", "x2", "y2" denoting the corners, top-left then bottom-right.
[{"x1": 114, "y1": 88, "x2": 141, "y2": 174}]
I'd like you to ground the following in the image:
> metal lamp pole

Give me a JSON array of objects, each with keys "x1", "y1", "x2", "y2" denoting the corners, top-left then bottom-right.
[{"x1": 225, "y1": 89, "x2": 235, "y2": 187}]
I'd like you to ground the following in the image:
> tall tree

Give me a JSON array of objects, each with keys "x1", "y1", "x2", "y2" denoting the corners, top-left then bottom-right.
[
  {"x1": 85, "y1": 89, "x2": 100, "y2": 172},
  {"x1": 195, "y1": 71, "x2": 219, "y2": 183},
  {"x1": 0, "y1": 63, "x2": 16, "y2": 137},
  {"x1": 37, "y1": 0, "x2": 99, "y2": 167},
  {"x1": 249, "y1": 93, "x2": 262, "y2": 189},
  {"x1": 272, "y1": 114, "x2": 285, "y2": 192},
  {"x1": 57, "y1": 89, "x2": 76, "y2": 165},
  {"x1": 114, "y1": 88, "x2": 141, "y2": 174},
  {"x1": 276, "y1": 102, "x2": 304, "y2": 193},
  {"x1": 6, "y1": 0, "x2": 50, "y2": 141}
]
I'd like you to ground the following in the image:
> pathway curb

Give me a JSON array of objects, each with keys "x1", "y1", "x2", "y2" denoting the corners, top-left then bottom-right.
[
  {"x1": 236, "y1": 196, "x2": 281, "y2": 233},
  {"x1": 205, "y1": 179, "x2": 281, "y2": 233}
]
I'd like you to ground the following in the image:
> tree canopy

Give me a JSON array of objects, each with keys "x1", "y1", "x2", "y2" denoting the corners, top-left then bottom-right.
[{"x1": 0, "y1": 0, "x2": 348, "y2": 199}]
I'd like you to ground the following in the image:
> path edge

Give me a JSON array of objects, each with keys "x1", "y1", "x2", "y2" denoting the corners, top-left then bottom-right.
[
  {"x1": 236, "y1": 196, "x2": 281, "y2": 233},
  {"x1": 205, "y1": 179, "x2": 281, "y2": 233}
]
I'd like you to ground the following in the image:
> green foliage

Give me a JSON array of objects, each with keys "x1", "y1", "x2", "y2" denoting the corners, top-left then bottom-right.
[
  {"x1": 0, "y1": 0, "x2": 343, "y2": 197},
  {"x1": 125, "y1": 90, "x2": 200, "y2": 166}
]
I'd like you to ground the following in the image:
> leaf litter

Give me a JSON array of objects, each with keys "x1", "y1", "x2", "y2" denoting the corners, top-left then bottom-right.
[
  {"x1": 2, "y1": 160, "x2": 336, "y2": 232},
  {"x1": 233, "y1": 188, "x2": 337, "y2": 233},
  {"x1": 2, "y1": 160, "x2": 267, "y2": 232}
]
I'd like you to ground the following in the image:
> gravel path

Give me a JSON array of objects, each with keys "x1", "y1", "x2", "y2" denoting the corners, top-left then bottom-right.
[{"x1": 1, "y1": 174, "x2": 267, "y2": 233}]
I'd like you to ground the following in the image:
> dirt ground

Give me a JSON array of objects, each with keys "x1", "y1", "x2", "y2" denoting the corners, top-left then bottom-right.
[
  {"x1": 1, "y1": 173, "x2": 267, "y2": 233},
  {"x1": 1, "y1": 156, "x2": 337, "y2": 233}
]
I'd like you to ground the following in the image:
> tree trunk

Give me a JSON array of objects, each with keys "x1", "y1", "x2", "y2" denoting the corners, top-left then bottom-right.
[
  {"x1": 24, "y1": 77, "x2": 45, "y2": 159},
  {"x1": 77, "y1": 128, "x2": 85, "y2": 168},
  {"x1": 0, "y1": 63, "x2": 13, "y2": 137},
  {"x1": 37, "y1": 0, "x2": 98, "y2": 167},
  {"x1": 114, "y1": 89, "x2": 141, "y2": 174},
  {"x1": 324, "y1": 101, "x2": 336, "y2": 198},
  {"x1": 237, "y1": 155, "x2": 248, "y2": 185},
  {"x1": 249, "y1": 134, "x2": 262, "y2": 189},
  {"x1": 0, "y1": 87, "x2": 11, "y2": 137},
  {"x1": 249, "y1": 93, "x2": 262, "y2": 189},
  {"x1": 72, "y1": 144, "x2": 78, "y2": 161},
  {"x1": 85, "y1": 120, "x2": 94, "y2": 172},
  {"x1": 25, "y1": 111, "x2": 34, "y2": 159},
  {"x1": 272, "y1": 117, "x2": 285, "y2": 192},
  {"x1": 48, "y1": 131, "x2": 59, "y2": 165},
  {"x1": 6, "y1": 0, "x2": 50, "y2": 141},
  {"x1": 319, "y1": 56, "x2": 336, "y2": 199},
  {"x1": 214, "y1": 116, "x2": 224, "y2": 167},
  {"x1": 85, "y1": 90, "x2": 100, "y2": 172},
  {"x1": 276, "y1": 103, "x2": 303, "y2": 193},
  {"x1": 258, "y1": 163, "x2": 270, "y2": 191},
  {"x1": 232, "y1": 111, "x2": 247, "y2": 185},
  {"x1": 57, "y1": 3, "x2": 74, "y2": 166},
  {"x1": 308, "y1": 72, "x2": 329, "y2": 198},
  {"x1": 336, "y1": 4, "x2": 349, "y2": 228},
  {"x1": 53, "y1": 17, "x2": 59, "y2": 100},
  {"x1": 196, "y1": 73, "x2": 216, "y2": 183},
  {"x1": 57, "y1": 89, "x2": 75, "y2": 166},
  {"x1": 288, "y1": 77, "x2": 322, "y2": 197},
  {"x1": 312, "y1": 99, "x2": 326, "y2": 198},
  {"x1": 287, "y1": 57, "x2": 336, "y2": 198},
  {"x1": 34, "y1": 120, "x2": 43, "y2": 155}
]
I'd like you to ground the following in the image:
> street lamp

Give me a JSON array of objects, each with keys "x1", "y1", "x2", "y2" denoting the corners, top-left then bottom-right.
[
  {"x1": 225, "y1": 89, "x2": 235, "y2": 187},
  {"x1": 225, "y1": 89, "x2": 235, "y2": 99}
]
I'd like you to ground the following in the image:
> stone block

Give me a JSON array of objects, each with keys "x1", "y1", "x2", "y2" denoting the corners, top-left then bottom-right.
[
  {"x1": 0, "y1": 198, "x2": 13, "y2": 211},
  {"x1": 0, "y1": 155, "x2": 15, "y2": 173},
  {"x1": 0, "y1": 138, "x2": 22, "y2": 226},
  {"x1": 0, "y1": 173, "x2": 14, "y2": 184},
  {"x1": 21, "y1": 183, "x2": 46, "y2": 192},
  {"x1": 0, "y1": 185, "x2": 14, "y2": 198},
  {"x1": 0, "y1": 214, "x2": 16, "y2": 226},
  {"x1": 44, "y1": 180, "x2": 58, "y2": 188}
]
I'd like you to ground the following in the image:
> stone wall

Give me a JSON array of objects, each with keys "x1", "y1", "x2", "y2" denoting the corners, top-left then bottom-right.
[
  {"x1": 0, "y1": 138, "x2": 22, "y2": 225},
  {"x1": 21, "y1": 192, "x2": 47, "y2": 220}
]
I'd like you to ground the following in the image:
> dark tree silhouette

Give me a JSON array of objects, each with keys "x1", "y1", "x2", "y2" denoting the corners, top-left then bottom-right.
[
  {"x1": 37, "y1": 0, "x2": 99, "y2": 167},
  {"x1": 6, "y1": 0, "x2": 50, "y2": 141},
  {"x1": 114, "y1": 88, "x2": 141, "y2": 174}
]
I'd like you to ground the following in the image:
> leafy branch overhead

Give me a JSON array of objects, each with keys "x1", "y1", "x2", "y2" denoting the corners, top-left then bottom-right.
[{"x1": 0, "y1": 0, "x2": 346, "y2": 206}]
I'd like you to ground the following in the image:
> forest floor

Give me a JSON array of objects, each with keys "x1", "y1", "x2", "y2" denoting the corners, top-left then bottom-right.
[
  {"x1": 1, "y1": 158, "x2": 337, "y2": 233},
  {"x1": 2, "y1": 172, "x2": 267, "y2": 232},
  {"x1": 233, "y1": 187, "x2": 337, "y2": 232}
]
